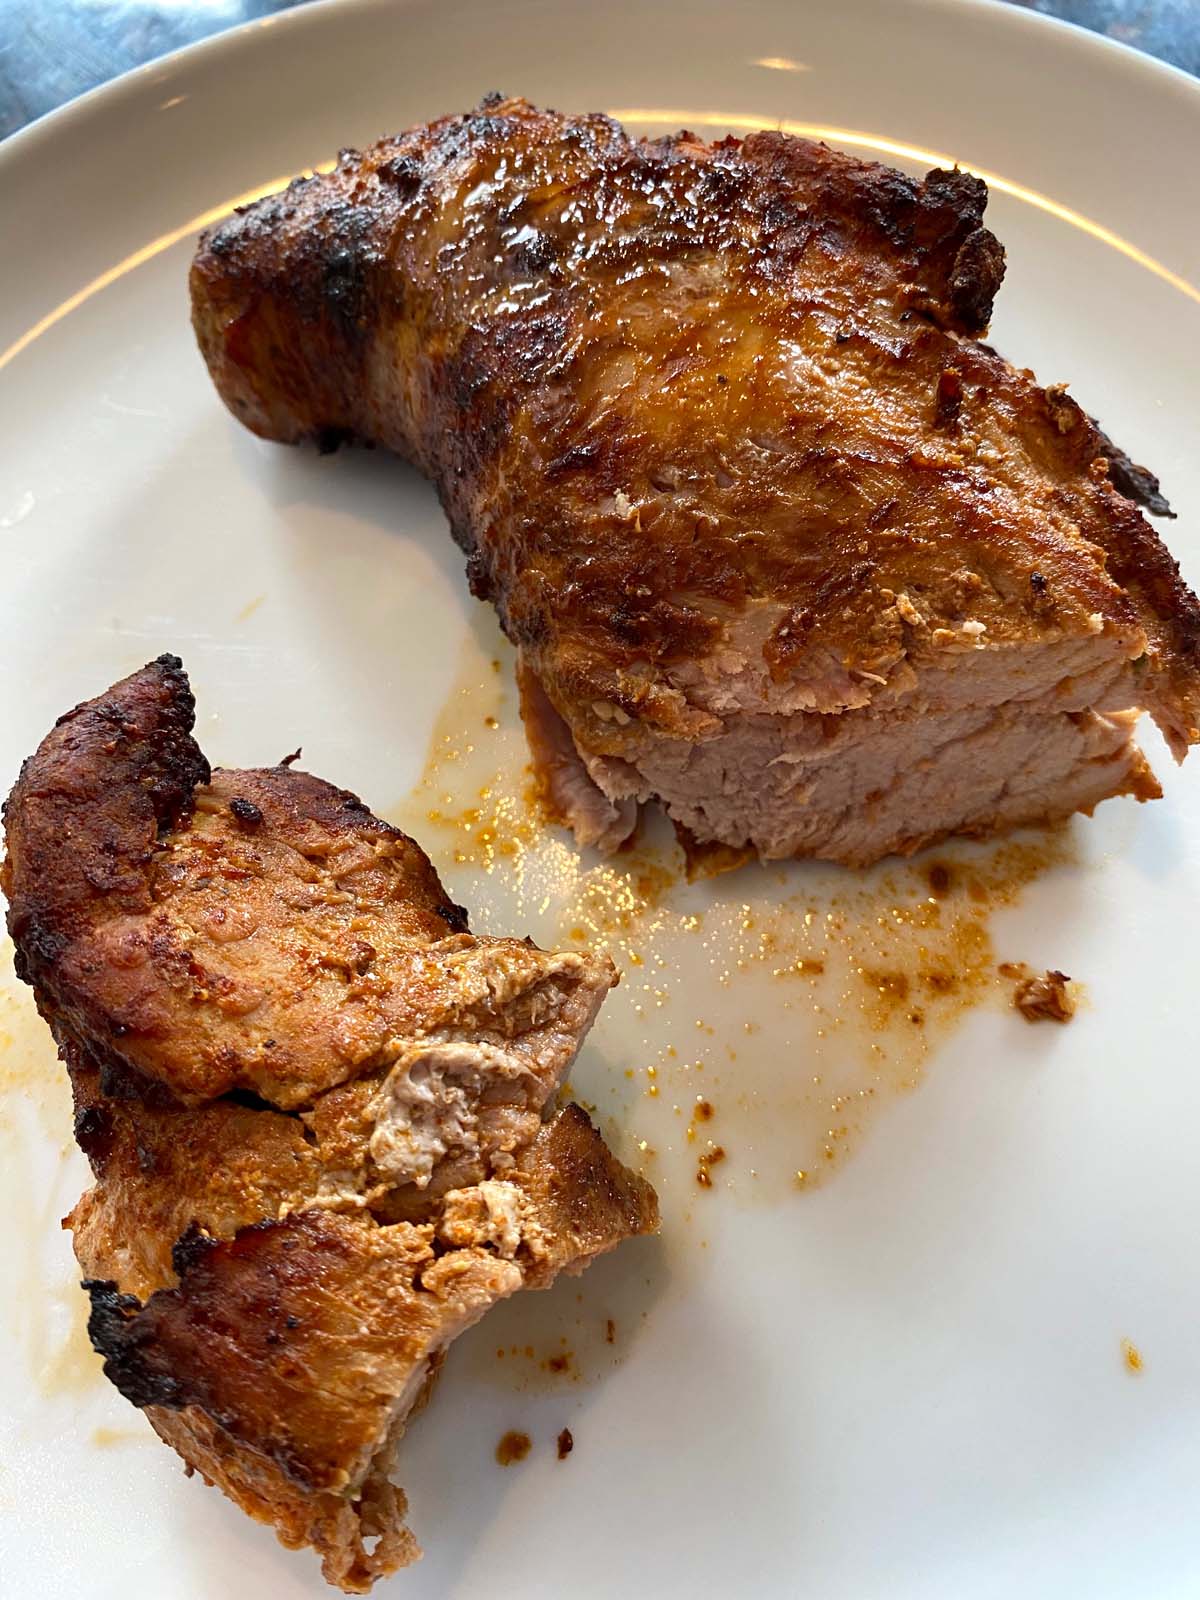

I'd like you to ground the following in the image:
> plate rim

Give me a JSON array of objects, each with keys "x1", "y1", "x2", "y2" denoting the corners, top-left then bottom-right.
[{"x1": 2, "y1": 0, "x2": 1197, "y2": 175}]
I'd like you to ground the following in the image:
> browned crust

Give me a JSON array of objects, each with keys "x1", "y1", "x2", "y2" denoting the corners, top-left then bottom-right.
[
  {"x1": 1, "y1": 654, "x2": 209, "y2": 1025},
  {"x1": 3, "y1": 657, "x2": 658, "y2": 1590},
  {"x1": 83, "y1": 1110, "x2": 656, "y2": 1471},
  {"x1": 510, "y1": 1102, "x2": 659, "y2": 1286},
  {"x1": 1, "y1": 663, "x2": 508, "y2": 1109},
  {"x1": 83, "y1": 1210, "x2": 487, "y2": 1493},
  {"x1": 188, "y1": 96, "x2": 1200, "y2": 777},
  {"x1": 148, "y1": 1405, "x2": 418, "y2": 1594}
]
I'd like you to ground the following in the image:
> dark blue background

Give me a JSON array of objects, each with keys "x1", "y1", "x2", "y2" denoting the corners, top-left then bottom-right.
[{"x1": 0, "y1": 0, "x2": 1195, "y2": 141}]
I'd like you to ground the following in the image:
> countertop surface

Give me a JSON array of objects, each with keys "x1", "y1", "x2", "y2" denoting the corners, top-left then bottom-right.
[{"x1": 0, "y1": 0, "x2": 1196, "y2": 140}]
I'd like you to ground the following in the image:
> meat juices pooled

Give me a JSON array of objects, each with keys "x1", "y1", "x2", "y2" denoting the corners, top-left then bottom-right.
[
  {"x1": 190, "y1": 97, "x2": 1200, "y2": 866},
  {"x1": 1, "y1": 656, "x2": 657, "y2": 1592}
]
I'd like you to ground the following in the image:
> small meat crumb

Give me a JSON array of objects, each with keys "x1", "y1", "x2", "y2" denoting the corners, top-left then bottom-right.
[
  {"x1": 895, "y1": 591, "x2": 923, "y2": 627},
  {"x1": 604, "y1": 1318, "x2": 616, "y2": 1344},
  {"x1": 1013, "y1": 968, "x2": 1077, "y2": 1023},
  {"x1": 696, "y1": 1145, "x2": 726, "y2": 1188},
  {"x1": 495, "y1": 1430, "x2": 531, "y2": 1466},
  {"x1": 556, "y1": 1427, "x2": 574, "y2": 1460}
]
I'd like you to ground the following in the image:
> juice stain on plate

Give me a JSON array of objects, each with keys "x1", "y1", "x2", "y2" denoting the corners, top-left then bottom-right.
[
  {"x1": 0, "y1": 938, "x2": 68, "y2": 1116},
  {"x1": 390, "y1": 622, "x2": 1078, "y2": 1216},
  {"x1": 91, "y1": 1425, "x2": 151, "y2": 1449},
  {"x1": 30, "y1": 1282, "x2": 105, "y2": 1399},
  {"x1": 0, "y1": 940, "x2": 96, "y2": 1392}
]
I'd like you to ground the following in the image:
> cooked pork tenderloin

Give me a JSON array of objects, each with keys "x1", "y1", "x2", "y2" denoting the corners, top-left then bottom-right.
[
  {"x1": 190, "y1": 96, "x2": 1200, "y2": 865},
  {"x1": 1, "y1": 656, "x2": 657, "y2": 1591}
]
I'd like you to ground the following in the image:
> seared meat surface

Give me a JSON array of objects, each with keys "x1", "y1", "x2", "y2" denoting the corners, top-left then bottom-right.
[
  {"x1": 2, "y1": 656, "x2": 656, "y2": 1591},
  {"x1": 190, "y1": 96, "x2": 1200, "y2": 863}
]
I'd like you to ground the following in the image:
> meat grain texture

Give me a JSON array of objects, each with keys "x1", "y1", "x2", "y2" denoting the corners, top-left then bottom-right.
[
  {"x1": 190, "y1": 97, "x2": 1200, "y2": 864},
  {"x1": 1, "y1": 656, "x2": 656, "y2": 1591}
]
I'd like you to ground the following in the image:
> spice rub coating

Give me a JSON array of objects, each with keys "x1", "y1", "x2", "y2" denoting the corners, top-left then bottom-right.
[
  {"x1": 3, "y1": 657, "x2": 656, "y2": 1591},
  {"x1": 191, "y1": 97, "x2": 1200, "y2": 862}
]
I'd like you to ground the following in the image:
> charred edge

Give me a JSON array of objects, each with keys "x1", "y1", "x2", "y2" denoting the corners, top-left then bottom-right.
[
  {"x1": 1047, "y1": 387, "x2": 1175, "y2": 518},
  {"x1": 1087, "y1": 414, "x2": 1175, "y2": 518},
  {"x1": 315, "y1": 426, "x2": 354, "y2": 455},
  {"x1": 171, "y1": 1221, "x2": 221, "y2": 1277},
  {"x1": 139, "y1": 656, "x2": 211, "y2": 832},
  {"x1": 73, "y1": 1102, "x2": 115, "y2": 1166},
  {"x1": 84, "y1": 1279, "x2": 187, "y2": 1410},
  {"x1": 378, "y1": 152, "x2": 423, "y2": 196},
  {"x1": 97, "y1": 1053, "x2": 183, "y2": 1110},
  {"x1": 438, "y1": 900, "x2": 470, "y2": 934},
  {"x1": 946, "y1": 227, "x2": 1005, "y2": 334}
]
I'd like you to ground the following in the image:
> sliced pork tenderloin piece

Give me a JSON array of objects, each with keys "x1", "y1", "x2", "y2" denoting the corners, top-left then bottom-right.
[
  {"x1": 189, "y1": 96, "x2": 1200, "y2": 866},
  {"x1": 3, "y1": 657, "x2": 657, "y2": 1592}
]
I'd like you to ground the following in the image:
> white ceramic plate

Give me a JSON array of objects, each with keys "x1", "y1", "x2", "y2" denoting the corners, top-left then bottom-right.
[{"x1": 2, "y1": 2, "x2": 1200, "y2": 1595}]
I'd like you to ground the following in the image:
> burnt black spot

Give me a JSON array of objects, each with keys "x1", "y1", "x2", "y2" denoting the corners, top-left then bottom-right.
[
  {"x1": 511, "y1": 231, "x2": 560, "y2": 273},
  {"x1": 698, "y1": 160, "x2": 747, "y2": 205},
  {"x1": 934, "y1": 367, "x2": 964, "y2": 429},
  {"x1": 378, "y1": 153, "x2": 422, "y2": 196},
  {"x1": 762, "y1": 193, "x2": 806, "y2": 235},
  {"x1": 18, "y1": 920, "x2": 66, "y2": 967},
  {"x1": 438, "y1": 900, "x2": 470, "y2": 934},
  {"x1": 229, "y1": 796, "x2": 263, "y2": 828},
  {"x1": 74, "y1": 1103, "x2": 113, "y2": 1165},
  {"x1": 171, "y1": 1222, "x2": 219, "y2": 1278},
  {"x1": 465, "y1": 113, "x2": 511, "y2": 143},
  {"x1": 466, "y1": 548, "x2": 493, "y2": 601},
  {"x1": 322, "y1": 245, "x2": 362, "y2": 314},
  {"x1": 547, "y1": 441, "x2": 600, "y2": 477},
  {"x1": 858, "y1": 166, "x2": 921, "y2": 247},
  {"x1": 98, "y1": 1056, "x2": 180, "y2": 1109},
  {"x1": 1030, "y1": 571, "x2": 1048, "y2": 596}
]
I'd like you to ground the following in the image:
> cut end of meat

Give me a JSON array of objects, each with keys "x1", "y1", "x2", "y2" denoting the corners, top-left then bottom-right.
[
  {"x1": 188, "y1": 98, "x2": 1200, "y2": 872},
  {"x1": 518, "y1": 656, "x2": 638, "y2": 851},
  {"x1": 521, "y1": 621, "x2": 1184, "y2": 867}
]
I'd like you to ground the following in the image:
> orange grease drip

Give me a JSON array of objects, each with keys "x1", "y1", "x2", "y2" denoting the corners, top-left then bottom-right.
[
  {"x1": 495, "y1": 1430, "x2": 532, "y2": 1465},
  {"x1": 1122, "y1": 1338, "x2": 1144, "y2": 1374}
]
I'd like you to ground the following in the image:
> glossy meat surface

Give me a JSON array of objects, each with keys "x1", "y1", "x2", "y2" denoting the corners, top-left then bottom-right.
[
  {"x1": 190, "y1": 97, "x2": 1200, "y2": 859},
  {"x1": 2, "y1": 657, "x2": 657, "y2": 1590}
]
